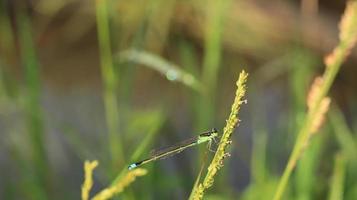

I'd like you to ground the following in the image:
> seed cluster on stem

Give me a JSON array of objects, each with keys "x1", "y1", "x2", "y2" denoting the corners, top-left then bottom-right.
[{"x1": 191, "y1": 70, "x2": 248, "y2": 200}]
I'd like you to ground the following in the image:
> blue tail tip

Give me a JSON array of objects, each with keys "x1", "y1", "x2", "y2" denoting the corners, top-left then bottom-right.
[{"x1": 128, "y1": 164, "x2": 137, "y2": 170}]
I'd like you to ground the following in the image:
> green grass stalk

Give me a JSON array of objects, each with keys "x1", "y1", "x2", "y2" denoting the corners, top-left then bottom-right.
[
  {"x1": 329, "y1": 106, "x2": 357, "y2": 162},
  {"x1": 191, "y1": 70, "x2": 248, "y2": 199},
  {"x1": 118, "y1": 50, "x2": 203, "y2": 92},
  {"x1": 328, "y1": 153, "x2": 346, "y2": 200},
  {"x1": 295, "y1": 137, "x2": 323, "y2": 200},
  {"x1": 16, "y1": 6, "x2": 49, "y2": 198},
  {"x1": 95, "y1": 0, "x2": 124, "y2": 168},
  {"x1": 197, "y1": 0, "x2": 230, "y2": 129},
  {"x1": 110, "y1": 112, "x2": 164, "y2": 186},
  {"x1": 289, "y1": 50, "x2": 318, "y2": 200},
  {"x1": 272, "y1": 1, "x2": 357, "y2": 199}
]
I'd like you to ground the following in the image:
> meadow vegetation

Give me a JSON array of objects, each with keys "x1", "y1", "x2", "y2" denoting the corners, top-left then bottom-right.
[{"x1": 0, "y1": 0, "x2": 357, "y2": 199}]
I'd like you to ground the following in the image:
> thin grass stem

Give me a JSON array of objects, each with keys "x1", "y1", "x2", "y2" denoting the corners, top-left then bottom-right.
[
  {"x1": 16, "y1": 5, "x2": 49, "y2": 198},
  {"x1": 328, "y1": 153, "x2": 346, "y2": 200},
  {"x1": 95, "y1": 0, "x2": 124, "y2": 168},
  {"x1": 273, "y1": 2, "x2": 357, "y2": 199},
  {"x1": 191, "y1": 70, "x2": 248, "y2": 199}
]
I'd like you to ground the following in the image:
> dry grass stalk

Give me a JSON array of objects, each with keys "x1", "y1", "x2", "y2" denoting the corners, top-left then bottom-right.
[
  {"x1": 307, "y1": 77, "x2": 331, "y2": 134},
  {"x1": 81, "y1": 160, "x2": 147, "y2": 200},
  {"x1": 92, "y1": 168, "x2": 147, "y2": 200},
  {"x1": 81, "y1": 160, "x2": 99, "y2": 200}
]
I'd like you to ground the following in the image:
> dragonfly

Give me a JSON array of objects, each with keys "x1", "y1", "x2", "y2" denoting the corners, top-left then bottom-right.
[{"x1": 128, "y1": 128, "x2": 218, "y2": 170}]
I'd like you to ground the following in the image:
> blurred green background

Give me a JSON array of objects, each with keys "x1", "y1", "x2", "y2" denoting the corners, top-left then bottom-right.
[{"x1": 0, "y1": 0, "x2": 356, "y2": 199}]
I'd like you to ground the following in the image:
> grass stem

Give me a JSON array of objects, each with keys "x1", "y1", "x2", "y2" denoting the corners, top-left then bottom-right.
[
  {"x1": 16, "y1": 5, "x2": 49, "y2": 198},
  {"x1": 273, "y1": 2, "x2": 357, "y2": 199},
  {"x1": 95, "y1": 0, "x2": 124, "y2": 168},
  {"x1": 191, "y1": 70, "x2": 248, "y2": 199}
]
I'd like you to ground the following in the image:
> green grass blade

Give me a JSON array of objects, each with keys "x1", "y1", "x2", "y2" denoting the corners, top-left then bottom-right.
[
  {"x1": 111, "y1": 110, "x2": 165, "y2": 186},
  {"x1": 95, "y1": 0, "x2": 124, "y2": 169},
  {"x1": 328, "y1": 153, "x2": 346, "y2": 200},
  {"x1": 117, "y1": 49, "x2": 203, "y2": 92},
  {"x1": 16, "y1": 5, "x2": 49, "y2": 198},
  {"x1": 329, "y1": 106, "x2": 357, "y2": 162},
  {"x1": 197, "y1": 0, "x2": 231, "y2": 130},
  {"x1": 273, "y1": 2, "x2": 357, "y2": 198}
]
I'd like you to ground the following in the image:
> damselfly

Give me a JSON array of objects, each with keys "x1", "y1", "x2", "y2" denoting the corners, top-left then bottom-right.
[{"x1": 128, "y1": 128, "x2": 218, "y2": 170}]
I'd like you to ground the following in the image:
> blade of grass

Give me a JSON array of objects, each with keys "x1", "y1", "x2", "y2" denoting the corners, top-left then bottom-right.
[
  {"x1": 328, "y1": 153, "x2": 346, "y2": 200},
  {"x1": 188, "y1": 152, "x2": 209, "y2": 200},
  {"x1": 16, "y1": 4, "x2": 49, "y2": 198},
  {"x1": 273, "y1": 1, "x2": 357, "y2": 199},
  {"x1": 178, "y1": 39, "x2": 200, "y2": 77},
  {"x1": 194, "y1": 2, "x2": 232, "y2": 183},
  {"x1": 6, "y1": 132, "x2": 47, "y2": 199},
  {"x1": 329, "y1": 106, "x2": 357, "y2": 162},
  {"x1": 111, "y1": 110, "x2": 165, "y2": 186},
  {"x1": 295, "y1": 136, "x2": 323, "y2": 200},
  {"x1": 289, "y1": 50, "x2": 320, "y2": 200},
  {"x1": 129, "y1": 114, "x2": 165, "y2": 163},
  {"x1": 95, "y1": 0, "x2": 124, "y2": 169},
  {"x1": 117, "y1": 49, "x2": 203, "y2": 92},
  {"x1": 197, "y1": 0, "x2": 230, "y2": 130}
]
